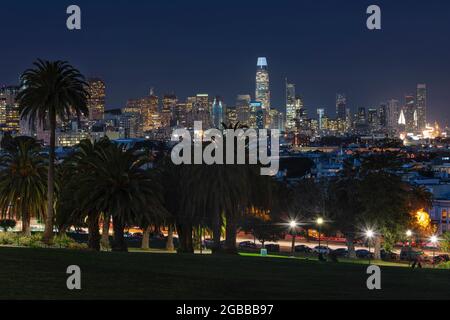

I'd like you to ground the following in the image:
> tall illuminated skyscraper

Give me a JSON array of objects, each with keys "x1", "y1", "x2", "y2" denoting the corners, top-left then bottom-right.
[
  {"x1": 212, "y1": 96, "x2": 224, "y2": 128},
  {"x1": 317, "y1": 108, "x2": 325, "y2": 130},
  {"x1": 387, "y1": 99, "x2": 400, "y2": 130},
  {"x1": 161, "y1": 94, "x2": 177, "y2": 128},
  {"x1": 236, "y1": 94, "x2": 251, "y2": 125},
  {"x1": 87, "y1": 78, "x2": 106, "y2": 121},
  {"x1": 416, "y1": 84, "x2": 427, "y2": 131},
  {"x1": 285, "y1": 80, "x2": 297, "y2": 132},
  {"x1": 404, "y1": 95, "x2": 416, "y2": 133},
  {"x1": 141, "y1": 90, "x2": 160, "y2": 131},
  {"x1": 336, "y1": 94, "x2": 347, "y2": 120},
  {"x1": 0, "y1": 86, "x2": 20, "y2": 133},
  {"x1": 255, "y1": 57, "x2": 270, "y2": 127}
]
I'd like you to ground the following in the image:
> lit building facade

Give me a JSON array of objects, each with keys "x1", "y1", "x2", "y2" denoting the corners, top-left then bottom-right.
[
  {"x1": 285, "y1": 80, "x2": 297, "y2": 132},
  {"x1": 0, "y1": 86, "x2": 20, "y2": 133},
  {"x1": 416, "y1": 84, "x2": 427, "y2": 131},
  {"x1": 255, "y1": 57, "x2": 270, "y2": 128},
  {"x1": 87, "y1": 78, "x2": 106, "y2": 121},
  {"x1": 336, "y1": 94, "x2": 347, "y2": 120},
  {"x1": 211, "y1": 96, "x2": 224, "y2": 129},
  {"x1": 236, "y1": 94, "x2": 251, "y2": 126}
]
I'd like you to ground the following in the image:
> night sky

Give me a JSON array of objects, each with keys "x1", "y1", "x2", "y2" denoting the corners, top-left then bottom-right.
[{"x1": 1, "y1": 0, "x2": 450, "y2": 124}]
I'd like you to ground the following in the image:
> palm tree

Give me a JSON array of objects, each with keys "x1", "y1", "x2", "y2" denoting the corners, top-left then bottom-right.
[
  {"x1": 73, "y1": 142, "x2": 166, "y2": 252},
  {"x1": 17, "y1": 60, "x2": 89, "y2": 243},
  {"x1": 56, "y1": 138, "x2": 111, "y2": 251},
  {"x1": 0, "y1": 135, "x2": 47, "y2": 235}
]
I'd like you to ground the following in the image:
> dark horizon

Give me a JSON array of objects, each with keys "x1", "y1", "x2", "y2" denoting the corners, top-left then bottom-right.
[{"x1": 1, "y1": 0, "x2": 450, "y2": 125}]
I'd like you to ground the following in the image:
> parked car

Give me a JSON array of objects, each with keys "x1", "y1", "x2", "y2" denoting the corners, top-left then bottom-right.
[
  {"x1": 202, "y1": 239, "x2": 226, "y2": 249},
  {"x1": 264, "y1": 244, "x2": 280, "y2": 253},
  {"x1": 433, "y1": 254, "x2": 450, "y2": 264},
  {"x1": 333, "y1": 248, "x2": 348, "y2": 257},
  {"x1": 313, "y1": 246, "x2": 331, "y2": 254},
  {"x1": 295, "y1": 245, "x2": 312, "y2": 253},
  {"x1": 400, "y1": 247, "x2": 426, "y2": 261},
  {"x1": 239, "y1": 241, "x2": 258, "y2": 250},
  {"x1": 356, "y1": 249, "x2": 374, "y2": 259},
  {"x1": 380, "y1": 249, "x2": 399, "y2": 261}
]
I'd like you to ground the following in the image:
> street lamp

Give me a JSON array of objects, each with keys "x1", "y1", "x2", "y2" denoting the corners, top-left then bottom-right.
[
  {"x1": 290, "y1": 220, "x2": 298, "y2": 256},
  {"x1": 365, "y1": 229, "x2": 374, "y2": 265},
  {"x1": 316, "y1": 218, "x2": 324, "y2": 249},
  {"x1": 406, "y1": 230, "x2": 413, "y2": 266},
  {"x1": 430, "y1": 235, "x2": 438, "y2": 268}
]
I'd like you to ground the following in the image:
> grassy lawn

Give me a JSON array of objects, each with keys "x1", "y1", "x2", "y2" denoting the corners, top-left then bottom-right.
[{"x1": 0, "y1": 247, "x2": 448, "y2": 300}]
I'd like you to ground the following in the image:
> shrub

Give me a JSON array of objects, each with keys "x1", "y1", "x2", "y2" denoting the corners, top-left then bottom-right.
[
  {"x1": 437, "y1": 261, "x2": 450, "y2": 269},
  {"x1": 441, "y1": 232, "x2": 450, "y2": 253},
  {"x1": 53, "y1": 234, "x2": 88, "y2": 250},
  {"x1": 0, "y1": 232, "x2": 16, "y2": 245},
  {"x1": 17, "y1": 234, "x2": 44, "y2": 248}
]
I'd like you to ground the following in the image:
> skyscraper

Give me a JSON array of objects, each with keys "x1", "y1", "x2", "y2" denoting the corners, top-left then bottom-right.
[
  {"x1": 141, "y1": 90, "x2": 160, "y2": 131},
  {"x1": 255, "y1": 57, "x2": 270, "y2": 127},
  {"x1": 387, "y1": 99, "x2": 400, "y2": 130},
  {"x1": 317, "y1": 108, "x2": 325, "y2": 130},
  {"x1": 87, "y1": 78, "x2": 106, "y2": 121},
  {"x1": 212, "y1": 96, "x2": 224, "y2": 128},
  {"x1": 416, "y1": 84, "x2": 427, "y2": 131},
  {"x1": 367, "y1": 108, "x2": 379, "y2": 131},
  {"x1": 404, "y1": 95, "x2": 416, "y2": 133},
  {"x1": 192, "y1": 94, "x2": 211, "y2": 128},
  {"x1": 336, "y1": 94, "x2": 347, "y2": 120},
  {"x1": 236, "y1": 94, "x2": 251, "y2": 125},
  {"x1": 285, "y1": 80, "x2": 297, "y2": 132},
  {"x1": 0, "y1": 86, "x2": 20, "y2": 133},
  {"x1": 379, "y1": 104, "x2": 387, "y2": 128},
  {"x1": 161, "y1": 94, "x2": 177, "y2": 128},
  {"x1": 250, "y1": 101, "x2": 264, "y2": 130}
]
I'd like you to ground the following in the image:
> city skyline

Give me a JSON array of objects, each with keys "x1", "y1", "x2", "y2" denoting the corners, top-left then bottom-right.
[{"x1": 1, "y1": 0, "x2": 450, "y2": 124}]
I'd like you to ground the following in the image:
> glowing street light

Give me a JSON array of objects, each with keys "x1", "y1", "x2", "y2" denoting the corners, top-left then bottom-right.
[
  {"x1": 365, "y1": 229, "x2": 374, "y2": 265},
  {"x1": 290, "y1": 220, "x2": 298, "y2": 229},
  {"x1": 406, "y1": 230, "x2": 413, "y2": 266},
  {"x1": 430, "y1": 235, "x2": 439, "y2": 268},
  {"x1": 316, "y1": 218, "x2": 324, "y2": 250},
  {"x1": 289, "y1": 220, "x2": 298, "y2": 256}
]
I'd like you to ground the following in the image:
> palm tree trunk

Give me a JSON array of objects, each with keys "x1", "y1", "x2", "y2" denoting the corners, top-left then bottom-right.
[
  {"x1": 21, "y1": 212, "x2": 31, "y2": 237},
  {"x1": 112, "y1": 217, "x2": 127, "y2": 252},
  {"x1": 346, "y1": 233, "x2": 356, "y2": 259},
  {"x1": 212, "y1": 212, "x2": 222, "y2": 254},
  {"x1": 42, "y1": 112, "x2": 56, "y2": 244},
  {"x1": 166, "y1": 225, "x2": 175, "y2": 251},
  {"x1": 101, "y1": 214, "x2": 110, "y2": 249},
  {"x1": 87, "y1": 214, "x2": 101, "y2": 251},
  {"x1": 141, "y1": 225, "x2": 151, "y2": 250},
  {"x1": 176, "y1": 222, "x2": 194, "y2": 254},
  {"x1": 374, "y1": 236, "x2": 382, "y2": 260},
  {"x1": 225, "y1": 214, "x2": 238, "y2": 254}
]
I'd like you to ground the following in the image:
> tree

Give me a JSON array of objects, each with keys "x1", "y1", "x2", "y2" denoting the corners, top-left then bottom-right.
[
  {"x1": 71, "y1": 142, "x2": 166, "y2": 252},
  {"x1": 0, "y1": 135, "x2": 47, "y2": 235},
  {"x1": 17, "y1": 60, "x2": 89, "y2": 244},
  {"x1": 239, "y1": 212, "x2": 285, "y2": 248},
  {"x1": 56, "y1": 138, "x2": 112, "y2": 251},
  {"x1": 327, "y1": 178, "x2": 364, "y2": 258},
  {"x1": 441, "y1": 232, "x2": 450, "y2": 253}
]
